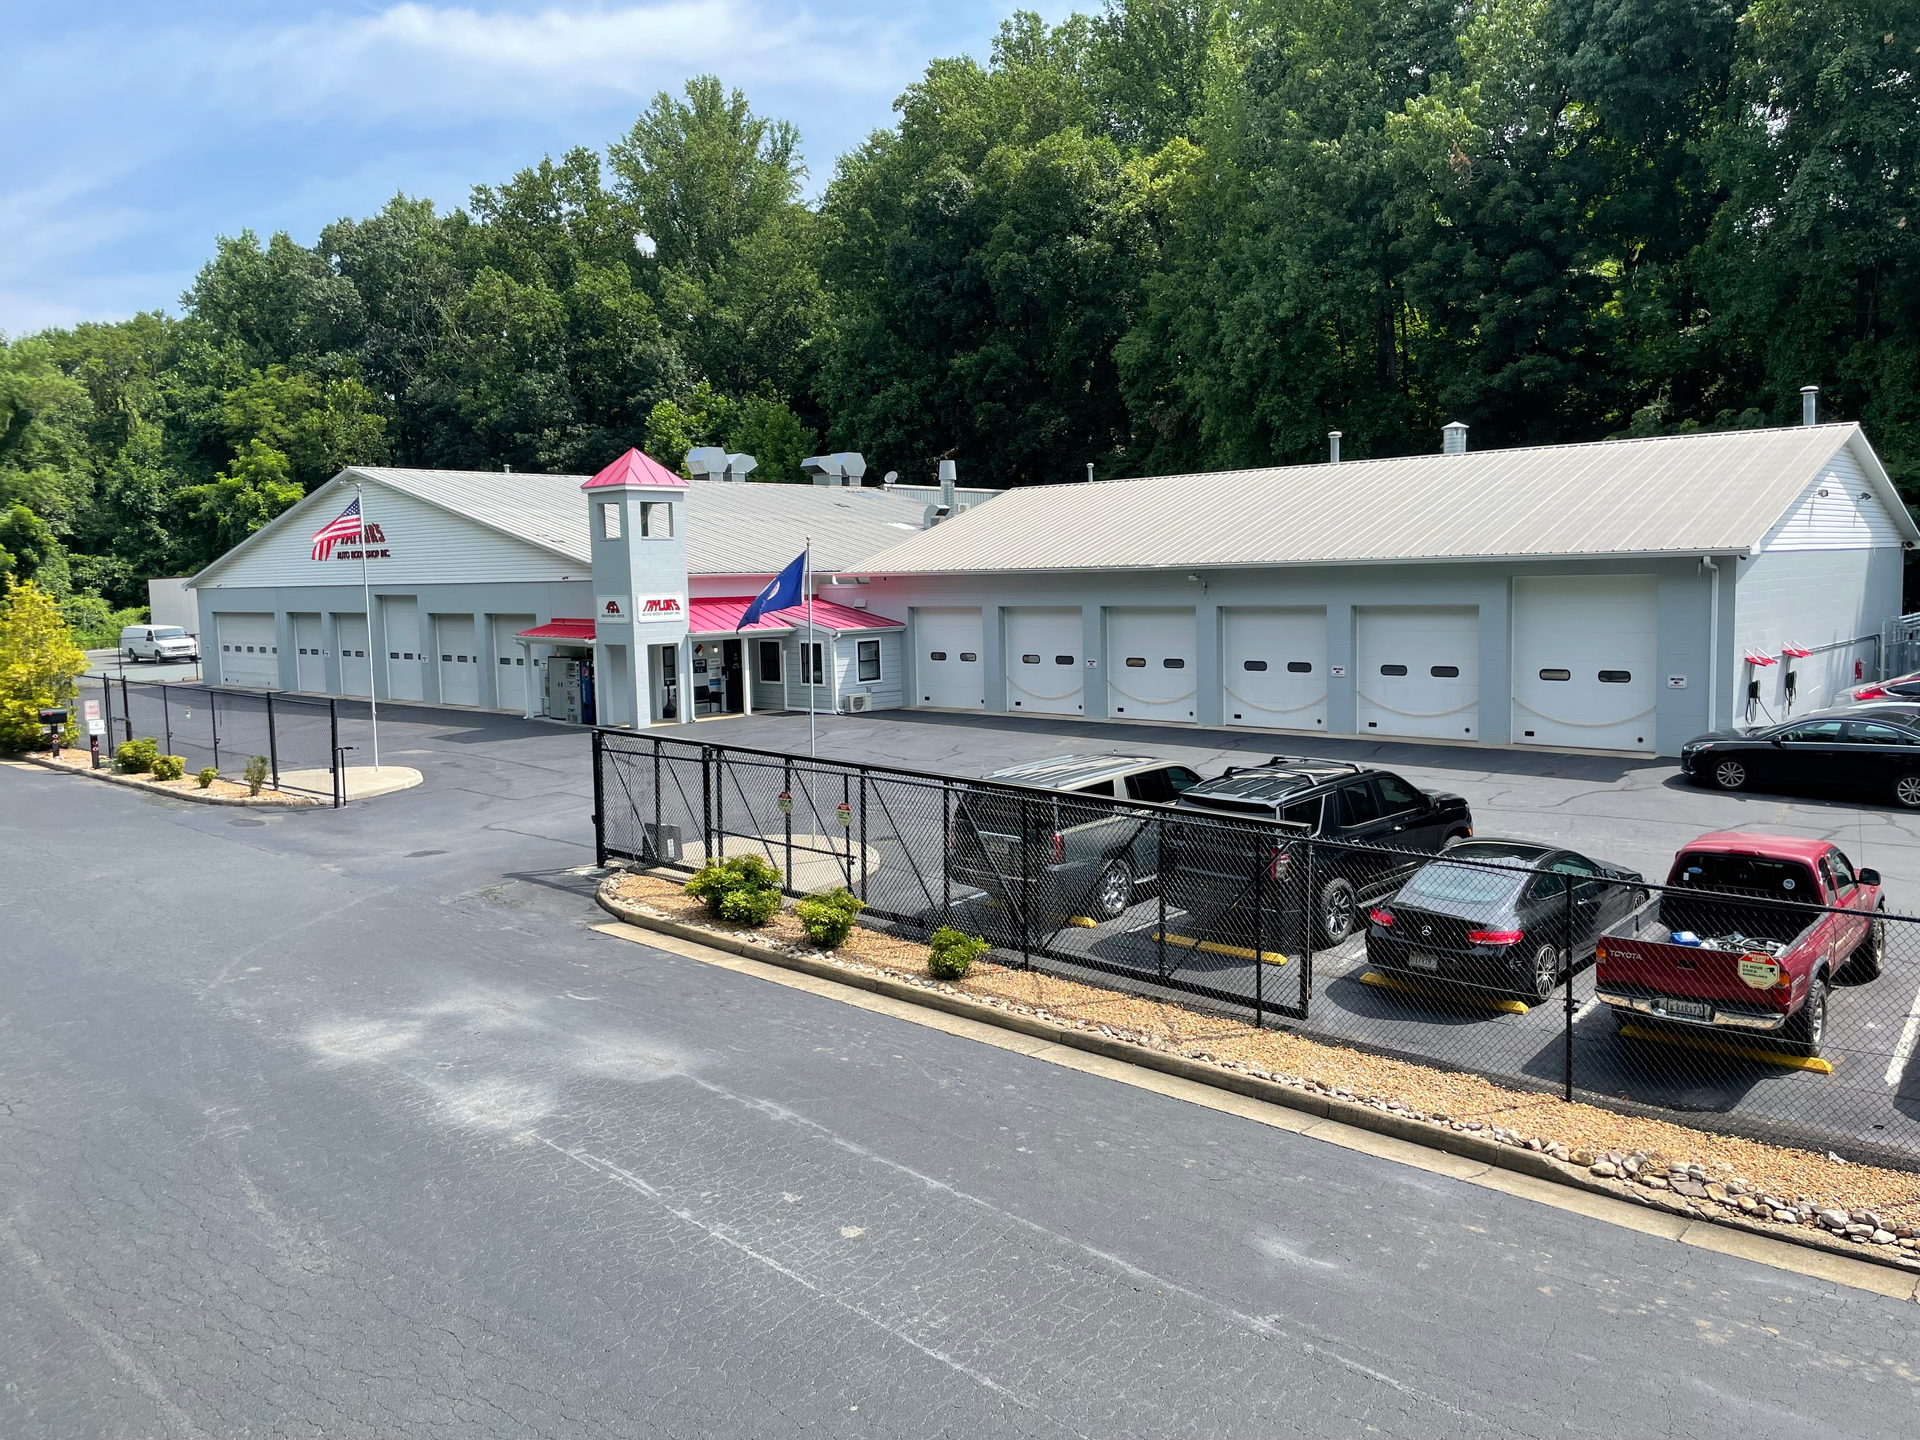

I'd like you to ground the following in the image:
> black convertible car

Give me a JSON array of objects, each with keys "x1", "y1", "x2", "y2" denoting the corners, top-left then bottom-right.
[
  {"x1": 1364, "y1": 840, "x2": 1645, "y2": 1002},
  {"x1": 1680, "y1": 715, "x2": 1920, "y2": 808}
]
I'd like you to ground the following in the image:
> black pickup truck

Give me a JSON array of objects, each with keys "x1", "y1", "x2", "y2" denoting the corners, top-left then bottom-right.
[{"x1": 1161, "y1": 757, "x2": 1474, "y2": 948}]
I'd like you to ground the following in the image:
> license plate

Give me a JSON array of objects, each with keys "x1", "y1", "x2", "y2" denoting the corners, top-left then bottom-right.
[
  {"x1": 1662, "y1": 998, "x2": 1711, "y2": 1020},
  {"x1": 1408, "y1": 953, "x2": 1440, "y2": 973}
]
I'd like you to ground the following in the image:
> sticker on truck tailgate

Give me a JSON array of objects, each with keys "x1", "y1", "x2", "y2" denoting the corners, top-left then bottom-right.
[{"x1": 1737, "y1": 954, "x2": 1781, "y2": 989}]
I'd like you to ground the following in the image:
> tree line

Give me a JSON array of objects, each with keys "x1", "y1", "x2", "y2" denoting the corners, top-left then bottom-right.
[{"x1": 2, "y1": 0, "x2": 1915, "y2": 635}]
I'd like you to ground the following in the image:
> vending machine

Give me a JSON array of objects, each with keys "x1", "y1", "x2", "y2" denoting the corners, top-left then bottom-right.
[{"x1": 545, "y1": 658, "x2": 584, "y2": 723}]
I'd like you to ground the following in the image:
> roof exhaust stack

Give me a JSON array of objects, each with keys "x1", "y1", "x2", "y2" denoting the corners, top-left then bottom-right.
[
  {"x1": 924, "y1": 459, "x2": 969, "y2": 527},
  {"x1": 1328, "y1": 431, "x2": 1342, "y2": 464},
  {"x1": 1442, "y1": 421, "x2": 1468, "y2": 455},
  {"x1": 801, "y1": 452, "x2": 868, "y2": 487},
  {"x1": 1801, "y1": 386, "x2": 1819, "y2": 426}
]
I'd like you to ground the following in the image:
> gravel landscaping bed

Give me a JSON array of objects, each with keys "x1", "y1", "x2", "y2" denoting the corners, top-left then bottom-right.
[
  {"x1": 603, "y1": 867, "x2": 1920, "y2": 1258},
  {"x1": 25, "y1": 750, "x2": 319, "y2": 805}
]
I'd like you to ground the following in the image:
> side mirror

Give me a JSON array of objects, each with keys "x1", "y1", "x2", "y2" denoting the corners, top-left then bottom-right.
[
  {"x1": 1771, "y1": 736, "x2": 1784, "y2": 746},
  {"x1": 1858, "y1": 868, "x2": 1881, "y2": 887}
]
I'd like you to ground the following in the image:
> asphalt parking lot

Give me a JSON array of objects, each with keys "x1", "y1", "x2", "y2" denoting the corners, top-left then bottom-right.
[{"x1": 676, "y1": 708, "x2": 1920, "y2": 1162}]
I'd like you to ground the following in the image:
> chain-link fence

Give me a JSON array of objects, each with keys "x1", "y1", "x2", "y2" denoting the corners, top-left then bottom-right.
[
  {"x1": 80, "y1": 675, "x2": 348, "y2": 805},
  {"x1": 596, "y1": 731, "x2": 1920, "y2": 1168}
]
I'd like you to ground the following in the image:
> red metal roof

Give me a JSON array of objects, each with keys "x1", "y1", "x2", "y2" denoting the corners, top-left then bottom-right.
[
  {"x1": 690, "y1": 595, "x2": 900, "y2": 634},
  {"x1": 581, "y1": 448, "x2": 687, "y2": 490},
  {"x1": 515, "y1": 617, "x2": 596, "y2": 640}
]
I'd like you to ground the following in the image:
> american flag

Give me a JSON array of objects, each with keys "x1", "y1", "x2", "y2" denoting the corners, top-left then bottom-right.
[{"x1": 310, "y1": 497, "x2": 363, "y2": 561}]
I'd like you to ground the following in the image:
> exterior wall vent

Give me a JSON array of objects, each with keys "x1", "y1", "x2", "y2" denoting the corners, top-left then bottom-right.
[{"x1": 1442, "y1": 421, "x2": 1468, "y2": 455}]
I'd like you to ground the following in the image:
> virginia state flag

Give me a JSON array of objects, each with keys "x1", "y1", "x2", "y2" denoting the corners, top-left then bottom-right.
[{"x1": 739, "y1": 549, "x2": 806, "y2": 628}]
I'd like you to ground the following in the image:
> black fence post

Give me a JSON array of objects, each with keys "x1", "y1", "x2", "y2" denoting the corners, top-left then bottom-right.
[
  {"x1": 701, "y1": 746, "x2": 713, "y2": 859},
  {"x1": 210, "y1": 690, "x2": 220, "y2": 772},
  {"x1": 653, "y1": 736, "x2": 662, "y2": 848},
  {"x1": 715, "y1": 749, "x2": 727, "y2": 860},
  {"x1": 858, "y1": 768, "x2": 869, "y2": 902},
  {"x1": 1253, "y1": 831, "x2": 1265, "y2": 1029},
  {"x1": 161, "y1": 685, "x2": 171, "y2": 754},
  {"x1": 265, "y1": 691, "x2": 280, "y2": 790},
  {"x1": 1020, "y1": 793, "x2": 1032, "y2": 972},
  {"x1": 120, "y1": 674, "x2": 131, "y2": 743},
  {"x1": 329, "y1": 699, "x2": 341, "y2": 808},
  {"x1": 941, "y1": 780, "x2": 952, "y2": 928},
  {"x1": 1563, "y1": 880, "x2": 1575, "y2": 1102},
  {"x1": 1156, "y1": 812, "x2": 1168, "y2": 982},
  {"x1": 841, "y1": 772, "x2": 853, "y2": 888},
  {"x1": 1301, "y1": 838, "x2": 1315, "y2": 1019},
  {"x1": 592, "y1": 728, "x2": 607, "y2": 867},
  {"x1": 783, "y1": 757, "x2": 794, "y2": 891}
]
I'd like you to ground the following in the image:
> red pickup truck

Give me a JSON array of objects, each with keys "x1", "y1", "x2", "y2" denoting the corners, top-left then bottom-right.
[{"x1": 1595, "y1": 832, "x2": 1886, "y2": 1058}]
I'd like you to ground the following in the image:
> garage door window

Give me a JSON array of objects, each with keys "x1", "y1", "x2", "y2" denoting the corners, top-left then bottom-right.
[
  {"x1": 1243, "y1": 660, "x2": 1267, "y2": 671},
  {"x1": 1055, "y1": 654, "x2": 1074, "y2": 665},
  {"x1": 1430, "y1": 665, "x2": 1459, "y2": 678},
  {"x1": 1287, "y1": 661, "x2": 1312, "y2": 673},
  {"x1": 1163, "y1": 657, "x2": 1185, "y2": 669},
  {"x1": 1022, "y1": 653, "x2": 1041, "y2": 664},
  {"x1": 1125, "y1": 657, "x2": 1147, "y2": 667},
  {"x1": 929, "y1": 651, "x2": 947, "y2": 661},
  {"x1": 1380, "y1": 664, "x2": 1408, "y2": 676},
  {"x1": 1539, "y1": 668, "x2": 1571, "y2": 681},
  {"x1": 960, "y1": 652, "x2": 977, "y2": 662},
  {"x1": 1598, "y1": 669, "x2": 1631, "y2": 683}
]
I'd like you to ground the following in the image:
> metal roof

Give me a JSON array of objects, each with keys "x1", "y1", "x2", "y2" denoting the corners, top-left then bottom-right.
[
  {"x1": 846, "y1": 425, "x2": 1916, "y2": 575},
  {"x1": 335, "y1": 467, "x2": 946, "y2": 574}
]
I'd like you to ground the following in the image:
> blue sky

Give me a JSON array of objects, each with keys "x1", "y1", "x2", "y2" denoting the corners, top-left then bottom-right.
[{"x1": 1, "y1": 0, "x2": 1072, "y2": 336}]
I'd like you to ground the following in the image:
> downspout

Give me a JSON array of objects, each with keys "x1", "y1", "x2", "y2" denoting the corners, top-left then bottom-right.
[{"x1": 1702, "y1": 556, "x2": 1720, "y2": 730}]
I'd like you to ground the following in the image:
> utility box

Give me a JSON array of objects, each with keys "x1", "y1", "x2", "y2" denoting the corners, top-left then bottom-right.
[
  {"x1": 546, "y1": 658, "x2": 585, "y2": 723},
  {"x1": 640, "y1": 823, "x2": 683, "y2": 864}
]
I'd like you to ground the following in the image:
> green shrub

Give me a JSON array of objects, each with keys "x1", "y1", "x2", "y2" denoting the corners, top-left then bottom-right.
[
  {"x1": 150, "y1": 754, "x2": 185, "y2": 781},
  {"x1": 795, "y1": 887, "x2": 865, "y2": 948},
  {"x1": 685, "y1": 854, "x2": 783, "y2": 927},
  {"x1": 115, "y1": 737, "x2": 158, "y2": 773},
  {"x1": 927, "y1": 927, "x2": 988, "y2": 980},
  {"x1": 196, "y1": 767, "x2": 218, "y2": 789},
  {"x1": 244, "y1": 755, "x2": 269, "y2": 795}
]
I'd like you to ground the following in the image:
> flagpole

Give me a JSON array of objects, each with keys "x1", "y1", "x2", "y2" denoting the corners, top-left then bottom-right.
[
  {"x1": 805, "y1": 537, "x2": 815, "y2": 758},
  {"x1": 355, "y1": 481, "x2": 381, "y2": 770}
]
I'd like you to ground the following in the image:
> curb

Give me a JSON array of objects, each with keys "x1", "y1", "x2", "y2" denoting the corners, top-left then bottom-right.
[
  {"x1": 596, "y1": 886, "x2": 1920, "y2": 1284},
  {"x1": 16, "y1": 754, "x2": 320, "y2": 807}
]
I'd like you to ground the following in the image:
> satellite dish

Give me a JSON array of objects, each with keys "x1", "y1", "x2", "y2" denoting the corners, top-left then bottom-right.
[{"x1": 883, "y1": 470, "x2": 898, "y2": 488}]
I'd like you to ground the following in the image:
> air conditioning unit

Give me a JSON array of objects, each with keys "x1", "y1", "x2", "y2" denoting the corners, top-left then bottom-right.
[{"x1": 845, "y1": 693, "x2": 872, "y2": 714}]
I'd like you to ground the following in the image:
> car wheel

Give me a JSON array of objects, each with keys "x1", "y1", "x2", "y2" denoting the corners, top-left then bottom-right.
[
  {"x1": 1784, "y1": 975, "x2": 1828, "y2": 1057},
  {"x1": 1837, "y1": 901, "x2": 1885, "y2": 984},
  {"x1": 1528, "y1": 942, "x2": 1559, "y2": 1003},
  {"x1": 1092, "y1": 860, "x2": 1133, "y2": 921},
  {"x1": 1711, "y1": 758, "x2": 1748, "y2": 791},
  {"x1": 1317, "y1": 877, "x2": 1357, "y2": 947},
  {"x1": 1894, "y1": 774, "x2": 1920, "y2": 809}
]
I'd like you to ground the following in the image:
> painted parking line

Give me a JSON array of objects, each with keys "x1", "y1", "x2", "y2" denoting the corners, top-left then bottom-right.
[{"x1": 1885, "y1": 976, "x2": 1920, "y2": 1088}]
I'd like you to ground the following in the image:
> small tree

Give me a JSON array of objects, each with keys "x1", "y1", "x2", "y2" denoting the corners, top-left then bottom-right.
[{"x1": 0, "y1": 579, "x2": 88, "y2": 752}]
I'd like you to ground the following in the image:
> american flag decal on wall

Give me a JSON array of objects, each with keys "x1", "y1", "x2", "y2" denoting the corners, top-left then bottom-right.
[{"x1": 310, "y1": 498, "x2": 363, "y2": 561}]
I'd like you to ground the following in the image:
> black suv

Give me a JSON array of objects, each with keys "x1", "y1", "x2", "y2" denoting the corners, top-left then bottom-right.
[{"x1": 1161, "y1": 757, "x2": 1474, "y2": 947}]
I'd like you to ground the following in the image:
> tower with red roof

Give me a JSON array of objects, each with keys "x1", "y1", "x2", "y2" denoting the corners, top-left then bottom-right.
[{"x1": 583, "y1": 448, "x2": 690, "y2": 727}]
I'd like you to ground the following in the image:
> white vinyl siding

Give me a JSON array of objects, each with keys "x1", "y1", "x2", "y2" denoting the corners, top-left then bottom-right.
[
  {"x1": 1760, "y1": 448, "x2": 1904, "y2": 552},
  {"x1": 217, "y1": 613, "x2": 279, "y2": 687},
  {"x1": 1511, "y1": 576, "x2": 1658, "y2": 752},
  {"x1": 914, "y1": 607, "x2": 986, "y2": 709},
  {"x1": 1005, "y1": 607, "x2": 1083, "y2": 715},
  {"x1": 1221, "y1": 607, "x2": 1327, "y2": 730},
  {"x1": 292, "y1": 613, "x2": 325, "y2": 692},
  {"x1": 1106, "y1": 607, "x2": 1197, "y2": 722},
  {"x1": 1356, "y1": 607, "x2": 1480, "y2": 740},
  {"x1": 1735, "y1": 549, "x2": 1892, "y2": 718}
]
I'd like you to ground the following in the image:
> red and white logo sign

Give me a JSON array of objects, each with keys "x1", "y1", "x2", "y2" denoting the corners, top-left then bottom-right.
[{"x1": 639, "y1": 595, "x2": 683, "y2": 617}]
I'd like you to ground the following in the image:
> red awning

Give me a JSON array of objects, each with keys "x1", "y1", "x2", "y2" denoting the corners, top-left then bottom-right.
[
  {"x1": 516, "y1": 617, "x2": 596, "y2": 641},
  {"x1": 688, "y1": 596, "x2": 901, "y2": 635}
]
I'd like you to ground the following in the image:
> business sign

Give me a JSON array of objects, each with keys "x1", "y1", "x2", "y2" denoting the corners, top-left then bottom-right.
[
  {"x1": 636, "y1": 593, "x2": 684, "y2": 620},
  {"x1": 332, "y1": 522, "x2": 390, "y2": 560},
  {"x1": 597, "y1": 595, "x2": 629, "y2": 623},
  {"x1": 1667, "y1": 675, "x2": 1688, "y2": 689}
]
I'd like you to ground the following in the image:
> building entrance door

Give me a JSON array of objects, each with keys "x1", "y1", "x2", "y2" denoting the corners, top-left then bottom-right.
[{"x1": 722, "y1": 639, "x2": 743, "y2": 711}]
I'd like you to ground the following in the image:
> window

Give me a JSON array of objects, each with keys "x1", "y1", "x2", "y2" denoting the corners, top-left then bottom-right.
[
  {"x1": 1779, "y1": 720, "x2": 1844, "y2": 743},
  {"x1": 1163, "y1": 657, "x2": 1186, "y2": 669},
  {"x1": 442, "y1": 653, "x2": 452, "y2": 662},
  {"x1": 1847, "y1": 721, "x2": 1917, "y2": 745},
  {"x1": 1539, "y1": 668, "x2": 1571, "y2": 681},
  {"x1": 1055, "y1": 654, "x2": 1075, "y2": 665},
  {"x1": 1125, "y1": 768, "x2": 1176, "y2": 803},
  {"x1": 1530, "y1": 871, "x2": 1569, "y2": 899},
  {"x1": 1243, "y1": 660, "x2": 1268, "y2": 672},
  {"x1": 1375, "y1": 774, "x2": 1425, "y2": 816},
  {"x1": 1828, "y1": 849, "x2": 1857, "y2": 889},
  {"x1": 1379, "y1": 663, "x2": 1408, "y2": 676},
  {"x1": 757, "y1": 640, "x2": 782, "y2": 683},
  {"x1": 1124, "y1": 657, "x2": 1147, "y2": 667},
  {"x1": 857, "y1": 639, "x2": 881, "y2": 682},
  {"x1": 959, "y1": 652, "x2": 978, "y2": 662},
  {"x1": 499, "y1": 657, "x2": 511, "y2": 665},
  {"x1": 929, "y1": 651, "x2": 947, "y2": 661},
  {"x1": 1287, "y1": 661, "x2": 1313, "y2": 674},
  {"x1": 639, "y1": 502, "x2": 672, "y2": 538},
  {"x1": 1078, "y1": 780, "x2": 1116, "y2": 797},
  {"x1": 1430, "y1": 665, "x2": 1459, "y2": 678},
  {"x1": 1022, "y1": 653, "x2": 1041, "y2": 664},
  {"x1": 801, "y1": 642, "x2": 825, "y2": 686},
  {"x1": 1337, "y1": 781, "x2": 1380, "y2": 827},
  {"x1": 599, "y1": 502, "x2": 621, "y2": 539},
  {"x1": 1281, "y1": 795, "x2": 1323, "y2": 829},
  {"x1": 1597, "y1": 670, "x2": 1631, "y2": 684}
]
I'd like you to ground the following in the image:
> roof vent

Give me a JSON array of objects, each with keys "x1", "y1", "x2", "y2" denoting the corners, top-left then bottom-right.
[
  {"x1": 1328, "y1": 431, "x2": 1342, "y2": 465},
  {"x1": 685, "y1": 447, "x2": 757, "y2": 482},
  {"x1": 1801, "y1": 386, "x2": 1819, "y2": 427},
  {"x1": 1442, "y1": 421, "x2": 1468, "y2": 455},
  {"x1": 924, "y1": 459, "x2": 969, "y2": 527},
  {"x1": 802, "y1": 452, "x2": 868, "y2": 487}
]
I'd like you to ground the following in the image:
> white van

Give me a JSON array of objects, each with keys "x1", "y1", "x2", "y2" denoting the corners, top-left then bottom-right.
[{"x1": 121, "y1": 624, "x2": 200, "y2": 663}]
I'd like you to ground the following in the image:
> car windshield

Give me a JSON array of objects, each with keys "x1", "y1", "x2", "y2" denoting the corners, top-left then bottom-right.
[
  {"x1": 151, "y1": 627, "x2": 187, "y2": 639},
  {"x1": 1397, "y1": 858, "x2": 1528, "y2": 908}
]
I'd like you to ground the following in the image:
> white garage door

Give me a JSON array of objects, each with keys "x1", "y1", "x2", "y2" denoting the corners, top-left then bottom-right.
[
  {"x1": 1222, "y1": 607, "x2": 1327, "y2": 730},
  {"x1": 1005, "y1": 608, "x2": 1083, "y2": 715},
  {"x1": 1512, "y1": 575, "x2": 1658, "y2": 752},
  {"x1": 914, "y1": 607, "x2": 985, "y2": 708},
  {"x1": 382, "y1": 596, "x2": 423, "y2": 701},
  {"x1": 217, "y1": 613, "x2": 278, "y2": 688},
  {"x1": 436, "y1": 614, "x2": 479, "y2": 706},
  {"x1": 493, "y1": 615, "x2": 535, "y2": 712},
  {"x1": 1107, "y1": 608, "x2": 1197, "y2": 722},
  {"x1": 1356, "y1": 607, "x2": 1480, "y2": 740},
  {"x1": 292, "y1": 614, "x2": 324, "y2": 692},
  {"x1": 336, "y1": 614, "x2": 371, "y2": 697}
]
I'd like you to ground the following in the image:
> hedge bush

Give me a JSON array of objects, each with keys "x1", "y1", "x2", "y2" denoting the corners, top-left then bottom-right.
[
  {"x1": 927, "y1": 927, "x2": 988, "y2": 980},
  {"x1": 685, "y1": 855, "x2": 783, "y2": 927},
  {"x1": 795, "y1": 887, "x2": 865, "y2": 948},
  {"x1": 196, "y1": 767, "x2": 218, "y2": 789},
  {"x1": 150, "y1": 754, "x2": 186, "y2": 781},
  {"x1": 115, "y1": 737, "x2": 158, "y2": 773}
]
